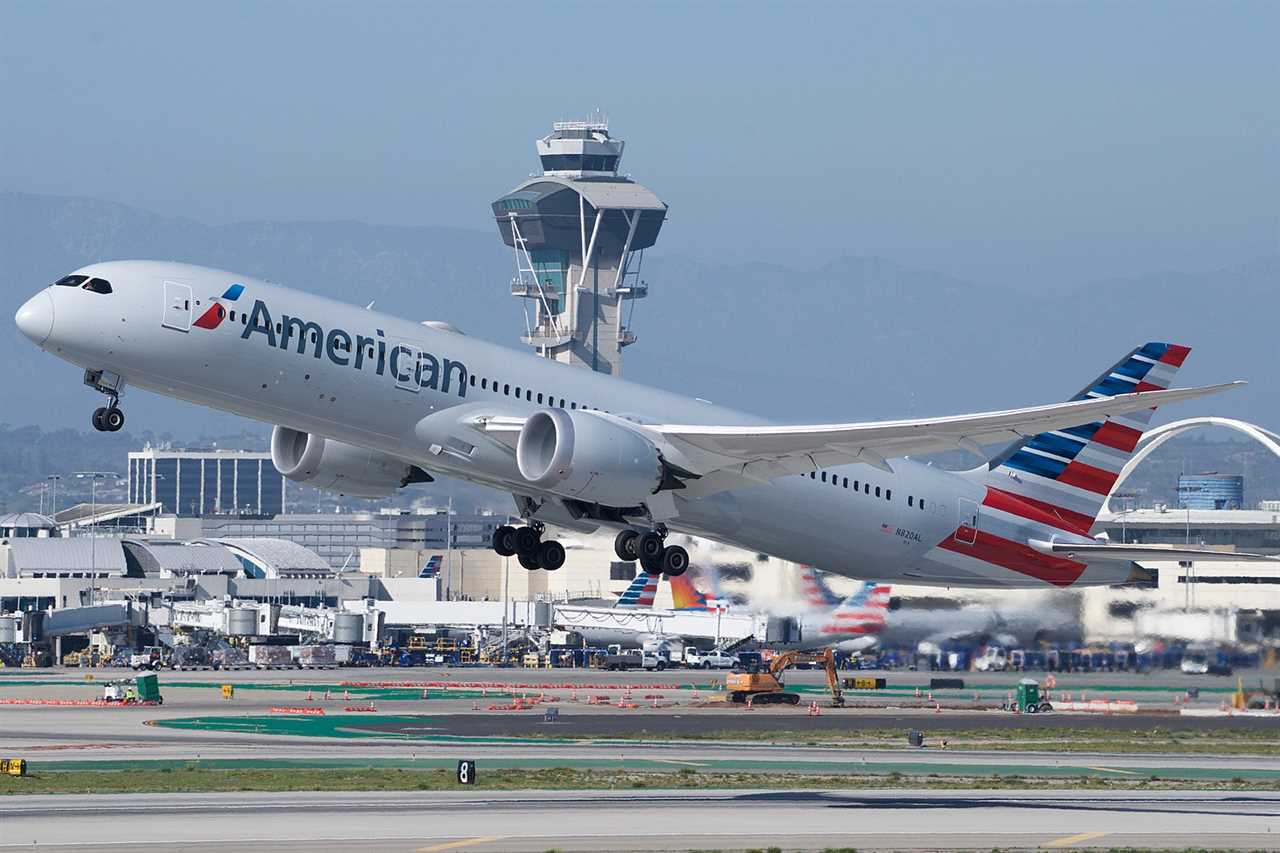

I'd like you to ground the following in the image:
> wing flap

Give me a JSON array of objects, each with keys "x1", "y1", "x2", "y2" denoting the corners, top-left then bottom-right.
[{"x1": 1029, "y1": 539, "x2": 1280, "y2": 563}]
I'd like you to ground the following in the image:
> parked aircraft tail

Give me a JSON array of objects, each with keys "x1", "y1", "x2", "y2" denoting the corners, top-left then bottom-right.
[
  {"x1": 798, "y1": 566, "x2": 843, "y2": 609},
  {"x1": 614, "y1": 572, "x2": 659, "y2": 609},
  {"x1": 821, "y1": 582, "x2": 891, "y2": 635},
  {"x1": 984, "y1": 342, "x2": 1191, "y2": 535},
  {"x1": 670, "y1": 573, "x2": 722, "y2": 611}
]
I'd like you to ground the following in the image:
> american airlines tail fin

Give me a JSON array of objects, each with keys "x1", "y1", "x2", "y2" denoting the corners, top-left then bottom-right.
[
  {"x1": 614, "y1": 572, "x2": 659, "y2": 609},
  {"x1": 798, "y1": 566, "x2": 843, "y2": 610},
  {"x1": 984, "y1": 342, "x2": 1191, "y2": 535},
  {"x1": 823, "y1": 582, "x2": 891, "y2": 633}
]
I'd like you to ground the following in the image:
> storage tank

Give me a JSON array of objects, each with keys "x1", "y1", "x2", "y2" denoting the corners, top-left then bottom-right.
[
  {"x1": 333, "y1": 612, "x2": 363, "y2": 644},
  {"x1": 225, "y1": 608, "x2": 258, "y2": 637}
]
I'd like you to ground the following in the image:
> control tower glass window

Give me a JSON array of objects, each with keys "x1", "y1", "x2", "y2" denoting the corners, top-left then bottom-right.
[
  {"x1": 531, "y1": 249, "x2": 568, "y2": 294},
  {"x1": 539, "y1": 154, "x2": 619, "y2": 172}
]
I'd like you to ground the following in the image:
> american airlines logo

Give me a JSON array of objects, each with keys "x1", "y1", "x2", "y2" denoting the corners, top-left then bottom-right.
[{"x1": 208, "y1": 289, "x2": 471, "y2": 398}]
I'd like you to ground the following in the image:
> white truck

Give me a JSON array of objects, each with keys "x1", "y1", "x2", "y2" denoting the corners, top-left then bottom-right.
[{"x1": 684, "y1": 648, "x2": 738, "y2": 669}]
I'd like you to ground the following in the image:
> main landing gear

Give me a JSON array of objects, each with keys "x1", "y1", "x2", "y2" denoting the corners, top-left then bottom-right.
[
  {"x1": 614, "y1": 528, "x2": 689, "y2": 577},
  {"x1": 492, "y1": 522, "x2": 566, "y2": 572},
  {"x1": 91, "y1": 400, "x2": 125, "y2": 432}
]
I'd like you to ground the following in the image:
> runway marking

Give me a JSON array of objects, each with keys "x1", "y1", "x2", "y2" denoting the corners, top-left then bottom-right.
[
  {"x1": 1085, "y1": 765, "x2": 1138, "y2": 775},
  {"x1": 1042, "y1": 831, "x2": 1109, "y2": 848},
  {"x1": 417, "y1": 836, "x2": 507, "y2": 852},
  {"x1": 650, "y1": 758, "x2": 707, "y2": 767}
]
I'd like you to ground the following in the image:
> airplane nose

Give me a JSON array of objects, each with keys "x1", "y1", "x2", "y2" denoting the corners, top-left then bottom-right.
[{"x1": 15, "y1": 290, "x2": 54, "y2": 346}]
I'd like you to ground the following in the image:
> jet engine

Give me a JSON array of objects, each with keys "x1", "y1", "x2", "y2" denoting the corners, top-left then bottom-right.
[
  {"x1": 516, "y1": 409, "x2": 664, "y2": 507},
  {"x1": 270, "y1": 425, "x2": 431, "y2": 498}
]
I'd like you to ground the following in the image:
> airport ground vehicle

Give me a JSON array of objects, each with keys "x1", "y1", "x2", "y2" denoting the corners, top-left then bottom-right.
[
  {"x1": 641, "y1": 650, "x2": 669, "y2": 671},
  {"x1": 973, "y1": 646, "x2": 1009, "y2": 672},
  {"x1": 102, "y1": 672, "x2": 163, "y2": 705},
  {"x1": 1001, "y1": 677, "x2": 1052, "y2": 713},
  {"x1": 129, "y1": 647, "x2": 165, "y2": 670},
  {"x1": 593, "y1": 644, "x2": 642, "y2": 671},
  {"x1": 725, "y1": 648, "x2": 845, "y2": 706},
  {"x1": 1180, "y1": 646, "x2": 1233, "y2": 675},
  {"x1": 685, "y1": 648, "x2": 737, "y2": 669}
]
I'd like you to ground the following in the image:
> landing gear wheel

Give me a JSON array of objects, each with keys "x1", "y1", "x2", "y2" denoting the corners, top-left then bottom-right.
[
  {"x1": 91, "y1": 407, "x2": 108, "y2": 432},
  {"x1": 492, "y1": 525, "x2": 518, "y2": 557},
  {"x1": 636, "y1": 531, "x2": 665, "y2": 574},
  {"x1": 102, "y1": 407, "x2": 124, "y2": 432},
  {"x1": 614, "y1": 529, "x2": 640, "y2": 561},
  {"x1": 537, "y1": 539, "x2": 566, "y2": 571},
  {"x1": 517, "y1": 552, "x2": 541, "y2": 571},
  {"x1": 515, "y1": 526, "x2": 541, "y2": 556},
  {"x1": 660, "y1": 545, "x2": 689, "y2": 577}
]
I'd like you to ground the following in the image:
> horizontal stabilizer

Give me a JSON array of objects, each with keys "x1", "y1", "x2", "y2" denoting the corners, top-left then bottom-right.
[{"x1": 1028, "y1": 539, "x2": 1280, "y2": 563}]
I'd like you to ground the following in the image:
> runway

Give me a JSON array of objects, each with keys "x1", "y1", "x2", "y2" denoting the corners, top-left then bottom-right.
[{"x1": 4, "y1": 788, "x2": 1278, "y2": 851}]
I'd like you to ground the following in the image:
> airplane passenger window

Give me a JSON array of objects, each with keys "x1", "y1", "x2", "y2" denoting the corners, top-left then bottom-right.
[
  {"x1": 920, "y1": 499, "x2": 926, "y2": 511},
  {"x1": 864, "y1": 483, "x2": 870, "y2": 494},
  {"x1": 515, "y1": 387, "x2": 521, "y2": 397},
  {"x1": 821, "y1": 472, "x2": 827, "y2": 483},
  {"x1": 908, "y1": 496, "x2": 914, "y2": 507},
  {"x1": 842, "y1": 477, "x2": 848, "y2": 488},
  {"x1": 230, "y1": 311, "x2": 236, "y2": 321},
  {"x1": 886, "y1": 489, "x2": 892, "y2": 501},
  {"x1": 809, "y1": 472, "x2": 815, "y2": 480},
  {"x1": 559, "y1": 398, "x2": 565, "y2": 408},
  {"x1": 481, "y1": 379, "x2": 488, "y2": 390},
  {"x1": 56, "y1": 275, "x2": 88, "y2": 287},
  {"x1": 853, "y1": 480, "x2": 859, "y2": 491},
  {"x1": 83, "y1": 278, "x2": 113, "y2": 294},
  {"x1": 504, "y1": 384, "x2": 510, "y2": 395},
  {"x1": 875, "y1": 486, "x2": 881, "y2": 498},
  {"x1": 537, "y1": 393, "x2": 543, "y2": 404},
  {"x1": 469, "y1": 375, "x2": 476, "y2": 387},
  {"x1": 570, "y1": 402, "x2": 576, "y2": 409},
  {"x1": 526, "y1": 390, "x2": 532, "y2": 401}
]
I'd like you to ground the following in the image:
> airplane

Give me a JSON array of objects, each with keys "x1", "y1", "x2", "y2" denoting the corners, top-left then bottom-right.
[
  {"x1": 761, "y1": 580, "x2": 891, "y2": 654},
  {"x1": 15, "y1": 261, "x2": 1275, "y2": 591},
  {"x1": 669, "y1": 572, "x2": 730, "y2": 612}
]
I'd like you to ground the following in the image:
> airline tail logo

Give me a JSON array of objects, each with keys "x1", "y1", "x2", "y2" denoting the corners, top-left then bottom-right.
[
  {"x1": 799, "y1": 566, "x2": 842, "y2": 609},
  {"x1": 820, "y1": 582, "x2": 890, "y2": 635},
  {"x1": 670, "y1": 573, "x2": 726, "y2": 611},
  {"x1": 193, "y1": 284, "x2": 245, "y2": 330},
  {"x1": 418, "y1": 554, "x2": 442, "y2": 578},
  {"x1": 615, "y1": 573, "x2": 659, "y2": 609}
]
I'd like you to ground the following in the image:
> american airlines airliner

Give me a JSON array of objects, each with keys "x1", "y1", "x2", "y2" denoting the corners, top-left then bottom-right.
[{"x1": 14, "y1": 261, "x2": 1269, "y2": 589}]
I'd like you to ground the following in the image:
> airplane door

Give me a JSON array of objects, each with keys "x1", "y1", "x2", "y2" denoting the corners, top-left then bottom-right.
[
  {"x1": 955, "y1": 498, "x2": 979, "y2": 545},
  {"x1": 162, "y1": 281, "x2": 193, "y2": 332},
  {"x1": 393, "y1": 343, "x2": 421, "y2": 392}
]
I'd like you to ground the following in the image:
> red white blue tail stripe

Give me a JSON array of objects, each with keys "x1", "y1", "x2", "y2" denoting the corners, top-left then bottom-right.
[{"x1": 614, "y1": 573, "x2": 659, "y2": 609}]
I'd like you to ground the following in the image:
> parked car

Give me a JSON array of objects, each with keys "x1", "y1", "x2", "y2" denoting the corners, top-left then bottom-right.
[{"x1": 685, "y1": 648, "x2": 738, "y2": 669}]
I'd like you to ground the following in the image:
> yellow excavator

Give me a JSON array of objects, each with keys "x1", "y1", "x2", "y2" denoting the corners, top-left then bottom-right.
[{"x1": 725, "y1": 648, "x2": 845, "y2": 706}]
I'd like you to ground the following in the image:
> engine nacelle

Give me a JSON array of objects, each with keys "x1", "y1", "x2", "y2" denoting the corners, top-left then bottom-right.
[
  {"x1": 516, "y1": 409, "x2": 663, "y2": 507},
  {"x1": 270, "y1": 426, "x2": 430, "y2": 498}
]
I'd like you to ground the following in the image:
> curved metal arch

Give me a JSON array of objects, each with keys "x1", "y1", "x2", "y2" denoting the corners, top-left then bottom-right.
[{"x1": 1103, "y1": 417, "x2": 1280, "y2": 513}]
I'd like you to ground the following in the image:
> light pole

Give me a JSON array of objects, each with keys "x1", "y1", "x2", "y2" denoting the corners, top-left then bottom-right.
[
  {"x1": 46, "y1": 475, "x2": 62, "y2": 518},
  {"x1": 76, "y1": 472, "x2": 110, "y2": 599}
]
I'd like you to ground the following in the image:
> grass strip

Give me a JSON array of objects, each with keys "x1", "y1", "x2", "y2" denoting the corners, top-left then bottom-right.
[{"x1": 4, "y1": 766, "x2": 1280, "y2": 796}]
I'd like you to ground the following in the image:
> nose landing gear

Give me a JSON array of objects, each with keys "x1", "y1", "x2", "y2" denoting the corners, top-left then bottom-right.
[{"x1": 91, "y1": 402, "x2": 125, "y2": 432}]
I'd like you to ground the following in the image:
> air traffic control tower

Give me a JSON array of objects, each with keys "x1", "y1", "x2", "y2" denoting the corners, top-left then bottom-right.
[{"x1": 492, "y1": 119, "x2": 667, "y2": 375}]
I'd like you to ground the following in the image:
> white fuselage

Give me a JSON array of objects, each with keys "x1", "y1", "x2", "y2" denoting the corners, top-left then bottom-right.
[{"x1": 16, "y1": 261, "x2": 1121, "y2": 589}]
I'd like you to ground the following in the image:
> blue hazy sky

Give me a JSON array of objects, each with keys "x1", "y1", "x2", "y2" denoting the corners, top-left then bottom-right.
[{"x1": 2, "y1": 0, "x2": 1277, "y2": 288}]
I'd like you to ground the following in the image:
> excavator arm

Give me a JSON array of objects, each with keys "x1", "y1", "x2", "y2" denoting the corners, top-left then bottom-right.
[{"x1": 765, "y1": 648, "x2": 845, "y2": 707}]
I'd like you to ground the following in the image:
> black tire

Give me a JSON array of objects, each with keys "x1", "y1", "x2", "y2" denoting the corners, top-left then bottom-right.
[
  {"x1": 517, "y1": 552, "x2": 541, "y2": 571},
  {"x1": 103, "y1": 408, "x2": 124, "y2": 431},
  {"x1": 702, "y1": 661, "x2": 711, "y2": 670},
  {"x1": 1025, "y1": 703, "x2": 1039, "y2": 714},
  {"x1": 637, "y1": 531, "x2": 664, "y2": 573},
  {"x1": 661, "y1": 545, "x2": 689, "y2": 576},
  {"x1": 515, "y1": 526, "x2": 541, "y2": 556},
  {"x1": 537, "y1": 539, "x2": 566, "y2": 571},
  {"x1": 1038, "y1": 702, "x2": 1053, "y2": 713},
  {"x1": 91, "y1": 407, "x2": 107, "y2": 432},
  {"x1": 614, "y1": 529, "x2": 640, "y2": 561},
  {"x1": 492, "y1": 525, "x2": 518, "y2": 557}
]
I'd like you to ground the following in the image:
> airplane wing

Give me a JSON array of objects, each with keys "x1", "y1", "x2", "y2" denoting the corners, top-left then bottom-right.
[
  {"x1": 1028, "y1": 539, "x2": 1280, "y2": 563},
  {"x1": 650, "y1": 382, "x2": 1243, "y2": 482}
]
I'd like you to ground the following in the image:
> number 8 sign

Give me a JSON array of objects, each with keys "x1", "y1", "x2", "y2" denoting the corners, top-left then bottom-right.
[{"x1": 457, "y1": 760, "x2": 476, "y2": 785}]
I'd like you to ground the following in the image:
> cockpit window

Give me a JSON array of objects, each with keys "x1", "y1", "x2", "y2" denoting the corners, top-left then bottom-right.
[
  {"x1": 83, "y1": 278, "x2": 113, "y2": 294},
  {"x1": 55, "y1": 275, "x2": 88, "y2": 287}
]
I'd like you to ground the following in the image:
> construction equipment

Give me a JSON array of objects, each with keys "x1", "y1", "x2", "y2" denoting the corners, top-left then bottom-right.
[{"x1": 725, "y1": 648, "x2": 845, "y2": 706}]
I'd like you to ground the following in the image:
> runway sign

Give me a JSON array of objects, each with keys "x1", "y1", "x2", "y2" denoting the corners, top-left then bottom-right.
[
  {"x1": 457, "y1": 760, "x2": 476, "y2": 785},
  {"x1": 844, "y1": 677, "x2": 887, "y2": 690}
]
